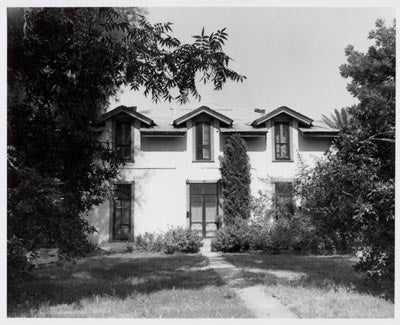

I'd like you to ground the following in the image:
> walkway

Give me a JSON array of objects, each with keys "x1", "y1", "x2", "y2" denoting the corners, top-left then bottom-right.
[{"x1": 201, "y1": 239, "x2": 297, "y2": 318}]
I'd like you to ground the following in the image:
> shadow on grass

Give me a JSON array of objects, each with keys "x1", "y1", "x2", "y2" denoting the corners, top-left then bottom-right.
[
  {"x1": 8, "y1": 253, "x2": 223, "y2": 316},
  {"x1": 223, "y1": 253, "x2": 391, "y2": 299}
]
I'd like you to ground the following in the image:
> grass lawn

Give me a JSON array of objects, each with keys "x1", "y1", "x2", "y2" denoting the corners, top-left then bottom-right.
[
  {"x1": 8, "y1": 252, "x2": 253, "y2": 318},
  {"x1": 223, "y1": 253, "x2": 394, "y2": 318}
]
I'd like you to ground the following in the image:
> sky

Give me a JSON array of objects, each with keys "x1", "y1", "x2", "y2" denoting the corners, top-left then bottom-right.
[{"x1": 110, "y1": 6, "x2": 395, "y2": 120}]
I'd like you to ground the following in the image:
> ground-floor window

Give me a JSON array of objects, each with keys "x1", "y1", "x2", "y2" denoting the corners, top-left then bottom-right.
[
  {"x1": 274, "y1": 181, "x2": 294, "y2": 218},
  {"x1": 112, "y1": 183, "x2": 132, "y2": 240}
]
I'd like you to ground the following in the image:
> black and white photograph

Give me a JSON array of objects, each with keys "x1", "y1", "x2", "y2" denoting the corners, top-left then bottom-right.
[{"x1": 3, "y1": 0, "x2": 397, "y2": 320}]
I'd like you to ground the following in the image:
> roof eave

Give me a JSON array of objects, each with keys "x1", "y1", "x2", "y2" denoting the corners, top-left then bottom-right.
[
  {"x1": 100, "y1": 107, "x2": 155, "y2": 126},
  {"x1": 173, "y1": 106, "x2": 233, "y2": 127},
  {"x1": 251, "y1": 106, "x2": 313, "y2": 127},
  {"x1": 300, "y1": 131, "x2": 339, "y2": 138}
]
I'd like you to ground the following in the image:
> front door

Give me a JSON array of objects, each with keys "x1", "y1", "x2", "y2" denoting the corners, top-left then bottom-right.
[
  {"x1": 189, "y1": 183, "x2": 219, "y2": 237},
  {"x1": 113, "y1": 184, "x2": 132, "y2": 240}
]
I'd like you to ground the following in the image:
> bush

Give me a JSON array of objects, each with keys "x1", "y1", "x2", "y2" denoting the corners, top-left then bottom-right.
[
  {"x1": 7, "y1": 237, "x2": 33, "y2": 290},
  {"x1": 162, "y1": 227, "x2": 203, "y2": 254},
  {"x1": 212, "y1": 214, "x2": 320, "y2": 254},
  {"x1": 134, "y1": 232, "x2": 164, "y2": 252},
  {"x1": 132, "y1": 227, "x2": 203, "y2": 254},
  {"x1": 211, "y1": 221, "x2": 251, "y2": 252}
]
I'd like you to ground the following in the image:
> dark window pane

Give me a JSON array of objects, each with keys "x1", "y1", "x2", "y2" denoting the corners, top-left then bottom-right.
[
  {"x1": 195, "y1": 122, "x2": 211, "y2": 160},
  {"x1": 196, "y1": 123, "x2": 203, "y2": 146},
  {"x1": 275, "y1": 182, "x2": 292, "y2": 195},
  {"x1": 202, "y1": 183, "x2": 217, "y2": 194},
  {"x1": 190, "y1": 183, "x2": 217, "y2": 195},
  {"x1": 116, "y1": 122, "x2": 132, "y2": 160},
  {"x1": 274, "y1": 122, "x2": 290, "y2": 160},
  {"x1": 274, "y1": 182, "x2": 293, "y2": 217},
  {"x1": 190, "y1": 183, "x2": 203, "y2": 194}
]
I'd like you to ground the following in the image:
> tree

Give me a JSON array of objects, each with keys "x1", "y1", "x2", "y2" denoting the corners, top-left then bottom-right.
[
  {"x1": 220, "y1": 134, "x2": 251, "y2": 225},
  {"x1": 296, "y1": 19, "x2": 395, "y2": 292},
  {"x1": 7, "y1": 7, "x2": 246, "y2": 259},
  {"x1": 321, "y1": 108, "x2": 352, "y2": 130}
]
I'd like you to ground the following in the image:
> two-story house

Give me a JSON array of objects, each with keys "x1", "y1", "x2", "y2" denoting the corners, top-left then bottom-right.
[{"x1": 87, "y1": 105, "x2": 338, "y2": 246}]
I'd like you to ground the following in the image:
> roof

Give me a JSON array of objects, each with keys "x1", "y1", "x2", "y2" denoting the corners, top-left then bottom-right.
[
  {"x1": 220, "y1": 125, "x2": 268, "y2": 134},
  {"x1": 173, "y1": 106, "x2": 233, "y2": 127},
  {"x1": 299, "y1": 121, "x2": 340, "y2": 138},
  {"x1": 251, "y1": 106, "x2": 313, "y2": 127},
  {"x1": 101, "y1": 104, "x2": 338, "y2": 136},
  {"x1": 100, "y1": 105, "x2": 155, "y2": 126},
  {"x1": 140, "y1": 124, "x2": 187, "y2": 137}
]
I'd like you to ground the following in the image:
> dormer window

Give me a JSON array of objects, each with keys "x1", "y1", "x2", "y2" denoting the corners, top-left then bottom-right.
[
  {"x1": 195, "y1": 122, "x2": 211, "y2": 161},
  {"x1": 115, "y1": 121, "x2": 132, "y2": 161},
  {"x1": 274, "y1": 121, "x2": 290, "y2": 160}
]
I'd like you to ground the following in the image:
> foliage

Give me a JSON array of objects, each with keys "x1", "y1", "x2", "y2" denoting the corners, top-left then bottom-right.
[
  {"x1": 7, "y1": 7, "x2": 244, "y2": 261},
  {"x1": 211, "y1": 221, "x2": 251, "y2": 252},
  {"x1": 131, "y1": 227, "x2": 203, "y2": 254},
  {"x1": 162, "y1": 227, "x2": 204, "y2": 254},
  {"x1": 7, "y1": 237, "x2": 33, "y2": 290},
  {"x1": 134, "y1": 232, "x2": 165, "y2": 252},
  {"x1": 220, "y1": 134, "x2": 251, "y2": 225},
  {"x1": 296, "y1": 19, "x2": 395, "y2": 284},
  {"x1": 321, "y1": 108, "x2": 352, "y2": 130},
  {"x1": 212, "y1": 212, "x2": 318, "y2": 254}
]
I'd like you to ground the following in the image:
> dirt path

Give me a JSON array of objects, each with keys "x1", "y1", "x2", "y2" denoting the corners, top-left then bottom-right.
[{"x1": 201, "y1": 240, "x2": 297, "y2": 318}]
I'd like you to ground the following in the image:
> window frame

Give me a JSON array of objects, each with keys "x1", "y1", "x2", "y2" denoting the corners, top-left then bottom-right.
[
  {"x1": 193, "y1": 121, "x2": 213, "y2": 161},
  {"x1": 273, "y1": 121, "x2": 292, "y2": 161},
  {"x1": 114, "y1": 120, "x2": 133, "y2": 162},
  {"x1": 273, "y1": 181, "x2": 294, "y2": 218}
]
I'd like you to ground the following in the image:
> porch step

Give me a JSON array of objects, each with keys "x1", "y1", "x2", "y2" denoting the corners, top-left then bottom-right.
[{"x1": 201, "y1": 238, "x2": 213, "y2": 253}]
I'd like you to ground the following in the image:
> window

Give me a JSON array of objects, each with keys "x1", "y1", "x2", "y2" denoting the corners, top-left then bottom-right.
[
  {"x1": 274, "y1": 182, "x2": 294, "y2": 218},
  {"x1": 115, "y1": 121, "x2": 132, "y2": 160},
  {"x1": 274, "y1": 122, "x2": 290, "y2": 160},
  {"x1": 113, "y1": 184, "x2": 132, "y2": 240},
  {"x1": 195, "y1": 122, "x2": 211, "y2": 160}
]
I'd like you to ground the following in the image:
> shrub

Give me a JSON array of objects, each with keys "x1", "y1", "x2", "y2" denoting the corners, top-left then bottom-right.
[
  {"x1": 132, "y1": 227, "x2": 203, "y2": 254},
  {"x1": 211, "y1": 221, "x2": 250, "y2": 252},
  {"x1": 220, "y1": 134, "x2": 251, "y2": 225},
  {"x1": 267, "y1": 215, "x2": 316, "y2": 254},
  {"x1": 7, "y1": 237, "x2": 33, "y2": 290},
  {"x1": 162, "y1": 227, "x2": 203, "y2": 254},
  {"x1": 134, "y1": 232, "x2": 164, "y2": 252},
  {"x1": 212, "y1": 213, "x2": 320, "y2": 254}
]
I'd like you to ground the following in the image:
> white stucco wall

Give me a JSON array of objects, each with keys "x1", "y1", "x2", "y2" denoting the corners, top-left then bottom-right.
[{"x1": 86, "y1": 114, "x2": 332, "y2": 246}]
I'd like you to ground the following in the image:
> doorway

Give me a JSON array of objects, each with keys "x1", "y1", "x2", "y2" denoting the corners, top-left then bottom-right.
[{"x1": 189, "y1": 182, "x2": 220, "y2": 237}]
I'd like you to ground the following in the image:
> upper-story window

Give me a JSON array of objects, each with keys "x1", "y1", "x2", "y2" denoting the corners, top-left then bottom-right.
[
  {"x1": 115, "y1": 121, "x2": 132, "y2": 161},
  {"x1": 274, "y1": 121, "x2": 290, "y2": 160},
  {"x1": 195, "y1": 122, "x2": 211, "y2": 161}
]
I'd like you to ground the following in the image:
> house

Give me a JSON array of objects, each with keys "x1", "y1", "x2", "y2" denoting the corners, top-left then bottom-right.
[{"x1": 86, "y1": 105, "x2": 339, "y2": 246}]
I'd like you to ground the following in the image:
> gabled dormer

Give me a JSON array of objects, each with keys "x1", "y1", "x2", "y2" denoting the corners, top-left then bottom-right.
[
  {"x1": 251, "y1": 106, "x2": 338, "y2": 162},
  {"x1": 100, "y1": 105, "x2": 155, "y2": 162},
  {"x1": 173, "y1": 105, "x2": 233, "y2": 127},
  {"x1": 173, "y1": 106, "x2": 233, "y2": 162}
]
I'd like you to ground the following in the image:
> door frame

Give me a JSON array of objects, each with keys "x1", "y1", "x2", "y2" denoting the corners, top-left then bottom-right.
[
  {"x1": 186, "y1": 180, "x2": 222, "y2": 237},
  {"x1": 109, "y1": 181, "x2": 135, "y2": 242}
]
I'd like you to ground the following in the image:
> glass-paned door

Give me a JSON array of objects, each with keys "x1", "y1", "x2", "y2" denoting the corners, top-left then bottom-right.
[
  {"x1": 113, "y1": 184, "x2": 132, "y2": 240},
  {"x1": 190, "y1": 182, "x2": 219, "y2": 237}
]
